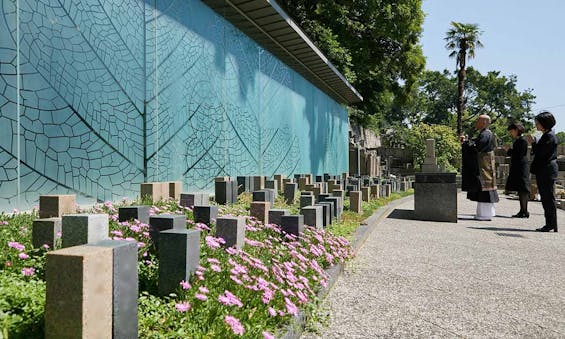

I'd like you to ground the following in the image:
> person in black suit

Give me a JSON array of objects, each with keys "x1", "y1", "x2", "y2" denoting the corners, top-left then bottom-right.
[
  {"x1": 527, "y1": 111, "x2": 559, "y2": 232},
  {"x1": 505, "y1": 123, "x2": 531, "y2": 218}
]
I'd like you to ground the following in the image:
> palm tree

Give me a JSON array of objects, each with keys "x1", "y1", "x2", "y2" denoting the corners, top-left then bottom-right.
[{"x1": 445, "y1": 22, "x2": 483, "y2": 136}]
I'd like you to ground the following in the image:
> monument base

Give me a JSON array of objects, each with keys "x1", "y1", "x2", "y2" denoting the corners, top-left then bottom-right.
[{"x1": 414, "y1": 173, "x2": 457, "y2": 223}]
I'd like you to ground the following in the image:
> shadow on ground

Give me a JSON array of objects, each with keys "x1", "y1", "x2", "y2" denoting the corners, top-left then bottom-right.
[{"x1": 386, "y1": 209, "x2": 414, "y2": 220}]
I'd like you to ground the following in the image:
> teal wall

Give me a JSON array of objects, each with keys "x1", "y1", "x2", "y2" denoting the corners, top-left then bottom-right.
[{"x1": 0, "y1": 0, "x2": 349, "y2": 211}]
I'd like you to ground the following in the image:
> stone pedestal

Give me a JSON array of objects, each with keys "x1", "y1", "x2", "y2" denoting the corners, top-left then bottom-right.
[
  {"x1": 299, "y1": 195, "x2": 314, "y2": 208},
  {"x1": 414, "y1": 173, "x2": 457, "y2": 223},
  {"x1": 39, "y1": 195, "x2": 76, "y2": 218},
  {"x1": 361, "y1": 187, "x2": 370, "y2": 202},
  {"x1": 45, "y1": 246, "x2": 113, "y2": 339},
  {"x1": 140, "y1": 182, "x2": 167, "y2": 202},
  {"x1": 315, "y1": 202, "x2": 332, "y2": 227}
]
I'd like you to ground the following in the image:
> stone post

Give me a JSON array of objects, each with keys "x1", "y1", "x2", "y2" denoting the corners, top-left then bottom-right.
[{"x1": 61, "y1": 214, "x2": 109, "y2": 248}]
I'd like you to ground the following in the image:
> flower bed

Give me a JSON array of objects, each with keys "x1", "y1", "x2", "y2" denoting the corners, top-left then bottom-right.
[{"x1": 0, "y1": 190, "x2": 412, "y2": 338}]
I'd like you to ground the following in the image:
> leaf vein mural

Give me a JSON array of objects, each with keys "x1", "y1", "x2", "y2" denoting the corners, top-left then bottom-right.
[{"x1": 0, "y1": 0, "x2": 348, "y2": 210}]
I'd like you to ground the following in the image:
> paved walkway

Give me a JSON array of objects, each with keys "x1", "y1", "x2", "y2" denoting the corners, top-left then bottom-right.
[{"x1": 304, "y1": 192, "x2": 565, "y2": 338}]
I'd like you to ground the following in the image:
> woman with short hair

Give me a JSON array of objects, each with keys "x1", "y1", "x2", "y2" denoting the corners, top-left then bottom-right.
[
  {"x1": 505, "y1": 122, "x2": 530, "y2": 218},
  {"x1": 527, "y1": 111, "x2": 559, "y2": 232}
]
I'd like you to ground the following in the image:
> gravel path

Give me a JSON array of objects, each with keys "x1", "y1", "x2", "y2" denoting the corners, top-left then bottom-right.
[{"x1": 303, "y1": 192, "x2": 565, "y2": 338}]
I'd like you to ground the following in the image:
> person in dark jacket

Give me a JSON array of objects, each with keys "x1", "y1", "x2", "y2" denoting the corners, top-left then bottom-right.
[
  {"x1": 505, "y1": 123, "x2": 530, "y2": 218},
  {"x1": 527, "y1": 111, "x2": 559, "y2": 232}
]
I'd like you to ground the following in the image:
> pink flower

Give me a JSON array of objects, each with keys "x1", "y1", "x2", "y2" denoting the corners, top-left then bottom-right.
[
  {"x1": 224, "y1": 315, "x2": 245, "y2": 335},
  {"x1": 218, "y1": 290, "x2": 243, "y2": 307},
  {"x1": 225, "y1": 247, "x2": 238, "y2": 255},
  {"x1": 210, "y1": 264, "x2": 222, "y2": 272},
  {"x1": 110, "y1": 230, "x2": 123, "y2": 237},
  {"x1": 199, "y1": 286, "x2": 209, "y2": 294},
  {"x1": 42, "y1": 244, "x2": 50, "y2": 250},
  {"x1": 0, "y1": 221, "x2": 8, "y2": 226},
  {"x1": 195, "y1": 293, "x2": 207, "y2": 301},
  {"x1": 18, "y1": 253, "x2": 29, "y2": 260},
  {"x1": 194, "y1": 223, "x2": 211, "y2": 231},
  {"x1": 21, "y1": 267, "x2": 35, "y2": 276},
  {"x1": 268, "y1": 307, "x2": 277, "y2": 317},
  {"x1": 175, "y1": 302, "x2": 191, "y2": 312},
  {"x1": 263, "y1": 331, "x2": 275, "y2": 339},
  {"x1": 205, "y1": 236, "x2": 221, "y2": 249},
  {"x1": 180, "y1": 280, "x2": 191, "y2": 290},
  {"x1": 8, "y1": 241, "x2": 25, "y2": 252},
  {"x1": 284, "y1": 297, "x2": 298, "y2": 316},
  {"x1": 207, "y1": 258, "x2": 220, "y2": 265},
  {"x1": 5, "y1": 261, "x2": 12, "y2": 267}
]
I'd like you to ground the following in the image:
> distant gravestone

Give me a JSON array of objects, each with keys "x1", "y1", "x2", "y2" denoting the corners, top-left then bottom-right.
[
  {"x1": 421, "y1": 139, "x2": 440, "y2": 173},
  {"x1": 61, "y1": 214, "x2": 109, "y2": 248},
  {"x1": 169, "y1": 181, "x2": 182, "y2": 200},
  {"x1": 118, "y1": 206, "x2": 150, "y2": 225},
  {"x1": 252, "y1": 189, "x2": 275, "y2": 207},
  {"x1": 299, "y1": 195, "x2": 314, "y2": 209},
  {"x1": 301, "y1": 205, "x2": 323, "y2": 229},
  {"x1": 268, "y1": 209, "x2": 290, "y2": 226},
  {"x1": 32, "y1": 218, "x2": 61, "y2": 249},
  {"x1": 193, "y1": 205, "x2": 218, "y2": 225},
  {"x1": 215, "y1": 179, "x2": 232, "y2": 205},
  {"x1": 281, "y1": 215, "x2": 304, "y2": 237},
  {"x1": 253, "y1": 176, "x2": 265, "y2": 190},
  {"x1": 39, "y1": 195, "x2": 76, "y2": 219},
  {"x1": 274, "y1": 175, "x2": 286, "y2": 192},
  {"x1": 180, "y1": 193, "x2": 209, "y2": 207},
  {"x1": 250, "y1": 201, "x2": 270, "y2": 224},
  {"x1": 158, "y1": 229, "x2": 200, "y2": 296},
  {"x1": 361, "y1": 187, "x2": 370, "y2": 202},
  {"x1": 284, "y1": 183, "x2": 298, "y2": 204},
  {"x1": 264, "y1": 179, "x2": 278, "y2": 192},
  {"x1": 350, "y1": 191, "x2": 362, "y2": 213},
  {"x1": 315, "y1": 203, "x2": 332, "y2": 227}
]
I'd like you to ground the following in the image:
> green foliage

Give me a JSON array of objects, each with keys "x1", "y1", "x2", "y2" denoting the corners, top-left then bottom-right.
[
  {"x1": 0, "y1": 273, "x2": 45, "y2": 339},
  {"x1": 278, "y1": 0, "x2": 426, "y2": 128},
  {"x1": 383, "y1": 124, "x2": 461, "y2": 172},
  {"x1": 556, "y1": 131, "x2": 565, "y2": 144}
]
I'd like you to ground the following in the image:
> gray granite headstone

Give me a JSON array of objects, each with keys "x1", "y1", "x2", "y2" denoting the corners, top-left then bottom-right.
[
  {"x1": 315, "y1": 203, "x2": 332, "y2": 227},
  {"x1": 193, "y1": 205, "x2": 219, "y2": 225},
  {"x1": 158, "y1": 229, "x2": 200, "y2": 296},
  {"x1": 215, "y1": 180, "x2": 232, "y2": 205},
  {"x1": 268, "y1": 209, "x2": 289, "y2": 226},
  {"x1": 149, "y1": 214, "x2": 187, "y2": 251},
  {"x1": 301, "y1": 205, "x2": 323, "y2": 229},
  {"x1": 284, "y1": 183, "x2": 297, "y2": 204},
  {"x1": 32, "y1": 218, "x2": 62, "y2": 249},
  {"x1": 62, "y1": 214, "x2": 109, "y2": 248},
  {"x1": 180, "y1": 193, "x2": 209, "y2": 207},
  {"x1": 216, "y1": 217, "x2": 245, "y2": 249},
  {"x1": 299, "y1": 195, "x2": 314, "y2": 208},
  {"x1": 281, "y1": 215, "x2": 304, "y2": 237},
  {"x1": 414, "y1": 173, "x2": 457, "y2": 222}
]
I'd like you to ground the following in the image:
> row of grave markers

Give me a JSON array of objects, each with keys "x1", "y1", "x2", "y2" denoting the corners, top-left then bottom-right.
[{"x1": 33, "y1": 172, "x2": 412, "y2": 337}]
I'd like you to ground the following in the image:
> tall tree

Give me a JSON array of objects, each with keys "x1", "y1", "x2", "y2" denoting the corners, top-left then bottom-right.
[
  {"x1": 278, "y1": 0, "x2": 426, "y2": 129},
  {"x1": 444, "y1": 22, "x2": 483, "y2": 136}
]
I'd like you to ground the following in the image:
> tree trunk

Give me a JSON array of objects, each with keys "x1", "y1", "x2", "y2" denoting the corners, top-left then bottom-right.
[{"x1": 456, "y1": 51, "x2": 467, "y2": 137}]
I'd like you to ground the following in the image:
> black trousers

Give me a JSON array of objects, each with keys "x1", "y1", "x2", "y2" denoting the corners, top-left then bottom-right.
[{"x1": 536, "y1": 174, "x2": 557, "y2": 228}]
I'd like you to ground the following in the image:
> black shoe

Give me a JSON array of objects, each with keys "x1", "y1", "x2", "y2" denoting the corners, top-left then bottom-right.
[
  {"x1": 512, "y1": 211, "x2": 530, "y2": 218},
  {"x1": 536, "y1": 225, "x2": 558, "y2": 232}
]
